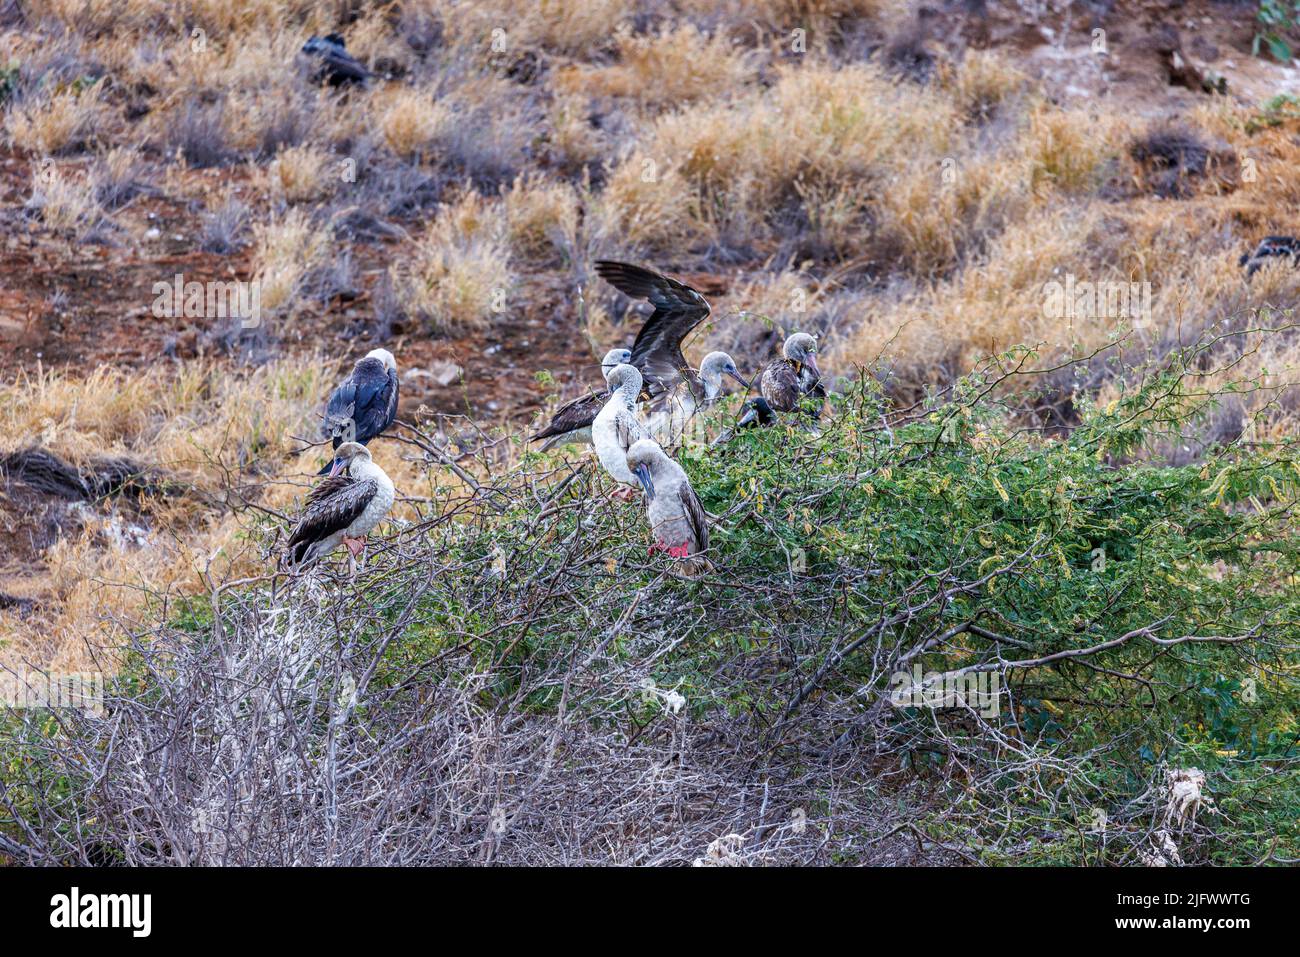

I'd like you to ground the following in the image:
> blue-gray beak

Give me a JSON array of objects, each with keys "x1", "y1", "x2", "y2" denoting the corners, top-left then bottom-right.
[
  {"x1": 328, "y1": 457, "x2": 345, "y2": 477},
  {"x1": 727, "y1": 369, "x2": 750, "y2": 389},
  {"x1": 634, "y1": 462, "x2": 655, "y2": 501}
]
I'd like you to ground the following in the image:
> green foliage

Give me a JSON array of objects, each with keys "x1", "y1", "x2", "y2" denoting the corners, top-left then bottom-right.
[{"x1": 1253, "y1": 1, "x2": 1300, "y2": 63}]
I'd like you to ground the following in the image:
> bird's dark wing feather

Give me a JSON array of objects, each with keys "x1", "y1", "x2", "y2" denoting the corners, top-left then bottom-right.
[
  {"x1": 679, "y1": 481, "x2": 709, "y2": 556},
  {"x1": 594, "y1": 261, "x2": 710, "y2": 395},
  {"x1": 286, "y1": 476, "x2": 378, "y2": 564},
  {"x1": 761, "y1": 359, "x2": 802, "y2": 413},
  {"x1": 531, "y1": 391, "x2": 603, "y2": 441}
]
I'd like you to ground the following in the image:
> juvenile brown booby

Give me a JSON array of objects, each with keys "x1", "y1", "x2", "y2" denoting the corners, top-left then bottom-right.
[
  {"x1": 530, "y1": 348, "x2": 632, "y2": 451},
  {"x1": 759, "y1": 332, "x2": 825, "y2": 418},
  {"x1": 593, "y1": 364, "x2": 651, "y2": 496},
  {"x1": 319, "y1": 348, "x2": 399, "y2": 474},
  {"x1": 626, "y1": 438, "x2": 710, "y2": 576},
  {"x1": 285, "y1": 442, "x2": 395, "y2": 575}
]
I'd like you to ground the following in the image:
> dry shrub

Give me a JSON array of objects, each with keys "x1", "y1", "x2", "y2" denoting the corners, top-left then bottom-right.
[
  {"x1": 1027, "y1": 104, "x2": 1125, "y2": 195},
  {"x1": 939, "y1": 48, "x2": 1029, "y2": 123},
  {"x1": 25, "y1": 163, "x2": 106, "y2": 237},
  {"x1": 270, "y1": 144, "x2": 335, "y2": 204},
  {"x1": 392, "y1": 190, "x2": 516, "y2": 333},
  {"x1": 378, "y1": 87, "x2": 451, "y2": 158},
  {"x1": 503, "y1": 174, "x2": 579, "y2": 260},
  {"x1": 556, "y1": 24, "x2": 759, "y2": 107},
  {"x1": 253, "y1": 208, "x2": 331, "y2": 317},
  {"x1": 7, "y1": 77, "x2": 111, "y2": 154}
]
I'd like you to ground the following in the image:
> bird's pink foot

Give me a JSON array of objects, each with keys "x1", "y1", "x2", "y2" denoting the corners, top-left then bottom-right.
[
  {"x1": 342, "y1": 536, "x2": 366, "y2": 557},
  {"x1": 666, "y1": 543, "x2": 691, "y2": 559},
  {"x1": 611, "y1": 485, "x2": 639, "y2": 503}
]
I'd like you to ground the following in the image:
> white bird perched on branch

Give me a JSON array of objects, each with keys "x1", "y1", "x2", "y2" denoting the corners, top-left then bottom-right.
[
  {"x1": 626, "y1": 438, "x2": 711, "y2": 576},
  {"x1": 593, "y1": 364, "x2": 650, "y2": 499},
  {"x1": 284, "y1": 442, "x2": 395, "y2": 577}
]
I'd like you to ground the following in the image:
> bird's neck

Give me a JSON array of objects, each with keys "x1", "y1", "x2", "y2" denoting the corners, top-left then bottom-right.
[{"x1": 617, "y1": 381, "x2": 639, "y2": 406}]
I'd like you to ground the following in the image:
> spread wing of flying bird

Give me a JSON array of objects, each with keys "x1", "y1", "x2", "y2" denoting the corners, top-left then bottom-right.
[
  {"x1": 594, "y1": 261, "x2": 711, "y2": 398},
  {"x1": 284, "y1": 474, "x2": 379, "y2": 567}
]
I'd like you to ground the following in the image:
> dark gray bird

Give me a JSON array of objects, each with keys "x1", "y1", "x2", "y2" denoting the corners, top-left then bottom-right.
[
  {"x1": 760, "y1": 332, "x2": 825, "y2": 417},
  {"x1": 301, "y1": 34, "x2": 371, "y2": 86},
  {"x1": 1240, "y1": 236, "x2": 1300, "y2": 279},
  {"x1": 594, "y1": 260, "x2": 714, "y2": 403},
  {"x1": 319, "y1": 348, "x2": 399, "y2": 475},
  {"x1": 285, "y1": 442, "x2": 395, "y2": 576}
]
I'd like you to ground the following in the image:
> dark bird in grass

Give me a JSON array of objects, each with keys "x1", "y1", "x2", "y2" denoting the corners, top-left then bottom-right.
[
  {"x1": 301, "y1": 34, "x2": 371, "y2": 86},
  {"x1": 319, "y1": 348, "x2": 399, "y2": 475},
  {"x1": 760, "y1": 332, "x2": 825, "y2": 419},
  {"x1": 1240, "y1": 236, "x2": 1300, "y2": 279},
  {"x1": 530, "y1": 348, "x2": 631, "y2": 451},
  {"x1": 284, "y1": 442, "x2": 395, "y2": 577}
]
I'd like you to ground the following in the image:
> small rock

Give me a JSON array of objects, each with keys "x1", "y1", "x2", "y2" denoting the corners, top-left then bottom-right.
[{"x1": 144, "y1": 227, "x2": 161, "y2": 240}]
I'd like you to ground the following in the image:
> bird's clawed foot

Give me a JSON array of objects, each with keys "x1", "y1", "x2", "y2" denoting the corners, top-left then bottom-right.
[{"x1": 611, "y1": 485, "x2": 639, "y2": 503}]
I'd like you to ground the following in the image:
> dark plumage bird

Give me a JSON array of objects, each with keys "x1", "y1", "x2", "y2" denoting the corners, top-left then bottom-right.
[
  {"x1": 319, "y1": 348, "x2": 399, "y2": 475},
  {"x1": 594, "y1": 260, "x2": 713, "y2": 402},
  {"x1": 284, "y1": 442, "x2": 395, "y2": 576},
  {"x1": 530, "y1": 348, "x2": 631, "y2": 451},
  {"x1": 760, "y1": 332, "x2": 825, "y2": 417},
  {"x1": 301, "y1": 34, "x2": 370, "y2": 86},
  {"x1": 1240, "y1": 236, "x2": 1300, "y2": 279}
]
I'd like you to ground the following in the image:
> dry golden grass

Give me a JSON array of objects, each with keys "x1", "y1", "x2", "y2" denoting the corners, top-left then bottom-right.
[
  {"x1": 269, "y1": 144, "x2": 336, "y2": 204},
  {"x1": 556, "y1": 24, "x2": 760, "y2": 107},
  {"x1": 392, "y1": 189, "x2": 517, "y2": 333},
  {"x1": 6, "y1": 78, "x2": 112, "y2": 154},
  {"x1": 253, "y1": 208, "x2": 330, "y2": 316}
]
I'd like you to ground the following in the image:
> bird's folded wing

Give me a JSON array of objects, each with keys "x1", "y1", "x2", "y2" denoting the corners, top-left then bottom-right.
[
  {"x1": 761, "y1": 359, "x2": 802, "y2": 413},
  {"x1": 532, "y1": 391, "x2": 603, "y2": 440},
  {"x1": 679, "y1": 482, "x2": 709, "y2": 555},
  {"x1": 288, "y1": 477, "x2": 379, "y2": 549}
]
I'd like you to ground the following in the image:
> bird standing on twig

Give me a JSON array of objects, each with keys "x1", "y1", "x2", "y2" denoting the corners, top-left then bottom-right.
[
  {"x1": 284, "y1": 442, "x2": 395, "y2": 578},
  {"x1": 627, "y1": 439, "x2": 711, "y2": 576},
  {"x1": 319, "y1": 348, "x2": 399, "y2": 474},
  {"x1": 593, "y1": 364, "x2": 651, "y2": 500}
]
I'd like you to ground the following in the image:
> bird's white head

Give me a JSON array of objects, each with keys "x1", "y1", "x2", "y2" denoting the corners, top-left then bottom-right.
[
  {"x1": 601, "y1": 347, "x2": 633, "y2": 372},
  {"x1": 365, "y1": 348, "x2": 398, "y2": 373},
  {"x1": 626, "y1": 438, "x2": 667, "y2": 500},
  {"x1": 329, "y1": 441, "x2": 372, "y2": 477},
  {"x1": 783, "y1": 333, "x2": 821, "y2": 380},
  {"x1": 699, "y1": 351, "x2": 748, "y2": 397},
  {"x1": 607, "y1": 363, "x2": 643, "y2": 400}
]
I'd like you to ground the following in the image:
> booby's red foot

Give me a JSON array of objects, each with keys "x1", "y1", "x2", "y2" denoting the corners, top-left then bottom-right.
[
  {"x1": 611, "y1": 485, "x2": 639, "y2": 502},
  {"x1": 342, "y1": 536, "x2": 366, "y2": 557}
]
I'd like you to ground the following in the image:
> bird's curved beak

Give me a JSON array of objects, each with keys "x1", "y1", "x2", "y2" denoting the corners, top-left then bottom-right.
[
  {"x1": 805, "y1": 353, "x2": 822, "y2": 383},
  {"x1": 634, "y1": 463, "x2": 655, "y2": 501},
  {"x1": 727, "y1": 370, "x2": 750, "y2": 389},
  {"x1": 328, "y1": 457, "x2": 345, "y2": 477}
]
